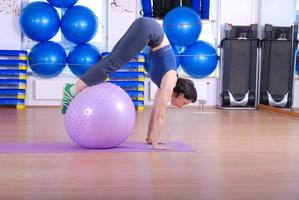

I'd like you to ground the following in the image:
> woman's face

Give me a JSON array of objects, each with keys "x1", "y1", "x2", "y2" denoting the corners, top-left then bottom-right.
[{"x1": 171, "y1": 93, "x2": 193, "y2": 108}]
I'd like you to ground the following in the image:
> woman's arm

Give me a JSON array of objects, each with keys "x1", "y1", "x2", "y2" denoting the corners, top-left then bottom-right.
[
  {"x1": 146, "y1": 90, "x2": 169, "y2": 145},
  {"x1": 147, "y1": 71, "x2": 177, "y2": 150},
  {"x1": 146, "y1": 90, "x2": 159, "y2": 143}
]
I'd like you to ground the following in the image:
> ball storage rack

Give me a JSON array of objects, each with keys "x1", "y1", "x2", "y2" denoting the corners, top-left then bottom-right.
[{"x1": 0, "y1": 50, "x2": 28, "y2": 109}]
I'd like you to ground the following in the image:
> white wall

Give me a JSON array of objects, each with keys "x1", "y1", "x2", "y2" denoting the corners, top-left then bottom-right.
[
  {"x1": 260, "y1": 0, "x2": 296, "y2": 38},
  {"x1": 0, "y1": 0, "x2": 21, "y2": 49},
  {"x1": 219, "y1": 0, "x2": 296, "y2": 38},
  {"x1": 260, "y1": 0, "x2": 296, "y2": 26},
  {"x1": 108, "y1": 0, "x2": 138, "y2": 51},
  {"x1": 219, "y1": 0, "x2": 259, "y2": 25}
]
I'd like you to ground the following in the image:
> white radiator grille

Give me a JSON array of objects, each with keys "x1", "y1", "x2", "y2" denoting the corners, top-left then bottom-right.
[{"x1": 34, "y1": 79, "x2": 66, "y2": 100}]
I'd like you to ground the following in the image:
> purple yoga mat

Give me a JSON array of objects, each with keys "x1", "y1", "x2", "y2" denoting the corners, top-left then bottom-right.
[{"x1": 0, "y1": 141, "x2": 195, "y2": 153}]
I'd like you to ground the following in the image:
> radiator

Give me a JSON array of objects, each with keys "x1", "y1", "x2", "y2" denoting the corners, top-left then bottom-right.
[{"x1": 34, "y1": 79, "x2": 67, "y2": 100}]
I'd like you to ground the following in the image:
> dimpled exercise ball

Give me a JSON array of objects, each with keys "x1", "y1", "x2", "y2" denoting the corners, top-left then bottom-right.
[
  {"x1": 68, "y1": 44, "x2": 101, "y2": 77},
  {"x1": 163, "y1": 7, "x2": 202, "y2": 46},
  {"x1": 181, "y1": 40, "x2": 218, "y2": 78},
  {"x1": 29, "y1": 41, "x2": 67, "y2": 78},
  {"x1": 61, "y1": 6, "x2": 98, "y2": 44},
  {"x1": 47, "y1": 0, "x2": 78, "y2": 8},
  {"x1": 19, "y1": 2, "x2": 60, "y2": 42},
  {"x1": 64, "y1": 83, "x2": 136, "y2": 149}
]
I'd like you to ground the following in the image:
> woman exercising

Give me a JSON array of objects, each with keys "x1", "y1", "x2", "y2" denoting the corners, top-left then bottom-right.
[{"x1": 62, "y1": 17, "x2": 197, "y2": 150}]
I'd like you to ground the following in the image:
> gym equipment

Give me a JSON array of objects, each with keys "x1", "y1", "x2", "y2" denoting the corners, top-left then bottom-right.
[
  {"x1": 46, "y1": 0, "x2": 78, "y2": 8},
  {"x1": 19, "y1": 2, "x2": 60, "y2": 42},
  {"x1": 219, "y1": 23, "x2": 259, "y2": 108},
  {"x1": 163, "y1": 6, "x2": 202, "y2": 46},
  {"x1": 200, "y1": 0, "x2": 210, "y2": 19},
  {"x1": 64, "y1": 83, "x2": 136, "y2": 149},
  {"x1": 0, "y1": 50, "x2": 28, "y2": 109},
  {"x1": 260, "y1": 24, "x2": 298, "y2": 108},
  {"x1": 192, "y1": 0, "x2": 200, "y2": 15},
  {"x1": 181, "y1": 40, "x2": 217, "y2": 78},
  {"x1": 29, "y1": 41, "x2": 67, "y2": 78},
  {"x1": 141, "y1": 0, "x2": 152, "y2": 17},
  {"x1": 152, "y1": 0, "x2": 193, "y2": 18},
  {"x1": 68, "y1": 44, "x2": 101, "y2": 77},
  {"x1": 61, "y1": 6, "x2": 98, "y2": 44}
]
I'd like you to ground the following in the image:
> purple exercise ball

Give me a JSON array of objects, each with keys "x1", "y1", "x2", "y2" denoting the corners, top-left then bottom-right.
[{"x1": 64, "y1": 83, "x2": 136, "y2": 149}]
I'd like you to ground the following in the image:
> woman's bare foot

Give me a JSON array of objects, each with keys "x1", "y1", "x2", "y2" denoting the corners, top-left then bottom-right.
[
  {"x1": 152, "y1": 144, "x2": 173, "y2": 150},
  {"x1": 146, "y1": 137, "x2": 166, "y2": 145}
]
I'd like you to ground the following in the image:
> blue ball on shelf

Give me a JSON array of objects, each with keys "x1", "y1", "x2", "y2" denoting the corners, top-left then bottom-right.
[
  {"x1": 163, "y1": 7, "x2": 202, "y2": 46},
  {"x1": 68, "y1": 44, "x2": 101, "y2": 77},
  {"x1": 19, "y1": 2, "x2": 60, "y2": 42},
  {"x1": 61, "y1": 6, "x2": 99, "y2": 44},
  {"x1": 46, "y1": 0, "x2": 79, "y2": 8},
  {"x1": 29, "y1": 41, "x2": 67, "y2": 78},
  {"x1": 181, "y1": 40, "x2": 218, "y2": 78}
]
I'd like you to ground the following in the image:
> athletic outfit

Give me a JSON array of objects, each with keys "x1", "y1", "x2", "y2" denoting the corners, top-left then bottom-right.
[
  {"x1": 62, "y1": 17, "x2": 177, "y2": 114},
  {"x1": 81, "y1": 17, "x2": 177, "y2": 88}
]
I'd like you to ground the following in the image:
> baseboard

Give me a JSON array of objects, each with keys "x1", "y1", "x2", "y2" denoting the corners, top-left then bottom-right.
[{"x1": 257, "y1": 104, "x2": 299, "y2": 119}]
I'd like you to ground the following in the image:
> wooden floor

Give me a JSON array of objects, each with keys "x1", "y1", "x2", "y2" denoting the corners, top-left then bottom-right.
[{"x1": 0, "y1": 107, "x2": 299, "y2": 200}]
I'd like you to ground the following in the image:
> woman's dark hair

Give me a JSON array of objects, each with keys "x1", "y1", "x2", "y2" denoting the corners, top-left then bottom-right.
[{"x1": 173, "y1": 77, "x2": 197, "y2": 102}]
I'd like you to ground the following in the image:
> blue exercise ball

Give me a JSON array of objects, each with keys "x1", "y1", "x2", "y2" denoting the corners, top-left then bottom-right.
[
  {"x1": 68, "y1": 44, "x2": 101, "y2": 77},
  {"x1": 46, "y1": 0, "x2": 78, "y2": 8},
  {"x1": 19, "y1": 2, "x2": 60, "y2": 42},
  {"x1": 181, "y1": 40, "x2": 218, "y2": 78},
  {"x1": 163, "y1": 7, "x2": 202, "y2": 46},
  {"x1": 29, "y1": 41, "x2": 67, "y2": 78},
  {"x1": 143, "y1": 45, "x2": 180, "y2": 74},
  {"x1": 61, "y1": 6, "x2": 98, "y2": 44}
]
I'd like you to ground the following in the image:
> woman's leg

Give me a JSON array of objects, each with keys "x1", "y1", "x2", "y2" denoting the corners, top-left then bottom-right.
[{"x1": 79, "y1": 17, "x2": 163, "y2": 87}]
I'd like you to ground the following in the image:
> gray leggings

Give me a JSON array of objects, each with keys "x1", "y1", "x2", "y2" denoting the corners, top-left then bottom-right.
[{"x1": 81, "y1": 17, "x2": 164, "y2": 86}]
